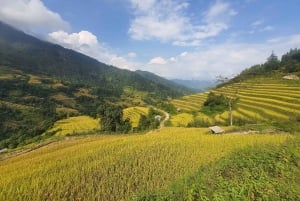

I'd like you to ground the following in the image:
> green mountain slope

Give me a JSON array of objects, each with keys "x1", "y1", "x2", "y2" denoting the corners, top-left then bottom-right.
[
  {"x1": 0, "y1": 21, "x2": 189, "y2": 148},
  {"x1": 135, "y1": 70, "x2": 196, "y2": 94},
  {"x1": 0, "y1": 21, "x2": 189, "y2": 98}
]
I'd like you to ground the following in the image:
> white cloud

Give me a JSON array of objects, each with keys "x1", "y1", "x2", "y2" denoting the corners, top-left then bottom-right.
[
  {"x1": 127, "y1": 52, "x2": 137, "y2": 58},
  {"x1": 180, "y1": 52, "x2": 188, "y2": 57},
  {"x1": 48, "y1": 30, "x2": 137, "y2": 70},
  {"x1": 205, "y1": 1, "x2": 231, "y2": 22},
  {"x1": 260, "y1": 25, "x2": 274, "y2": 32},
  {"x1": 128, "y1": 0, "x2": 236, "y2": 46},
  {"x1": 251, "y1": 20, "x2": 263, "y2": 27},
  {"x1": 229, "y1": 9, "x2": 238, "y2": 16},
  {"x1": 0, "y1": 0, "x2": 68, "y2": 32},
  {"x1": 141, "y1": 34, "x2": 300, "y2": 80},
  {"x1": 149, "y1": 57, "x2": 167, "y2": 65}
]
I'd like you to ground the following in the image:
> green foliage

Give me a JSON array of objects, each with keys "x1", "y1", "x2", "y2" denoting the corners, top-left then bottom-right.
[
  {"x1": 137, "y1": 108, "x2": 161, "y2": 131},
  {"x1": 230, "y1": 49, "x2": 300, "y2": 83},
  {"x1": 202, "y1": 92, "x2": 228, "y2": 115},
  {"x1": 281, "y1": 48, "x2": 300, "y2": 73},
  {"x1": 97, "y1": 104, "x2": 131, "y2": 133},
  {"x1": 272, "y1": 116, "x2": 300, "y2": 133},
  {"x1": 0, "y1": 21, "x2": 189, "y2": 148},
  {"x1": 187, "y1": 119, "x2": 211, "y2": 127},
  {"x1": 264, "y1": 51, "x2": 280, "y2": 71},
  {"x1": 157, "y1": 102, "x2": 177, "y2": 115},
  {"x1": 136, "y1": 136, "x2": 300, "y2": 201}
]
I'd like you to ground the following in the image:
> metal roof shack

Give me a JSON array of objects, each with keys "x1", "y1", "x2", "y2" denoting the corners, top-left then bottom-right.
[{"x1": 209, "y1": 126, "x2": 225, "y2": 134}]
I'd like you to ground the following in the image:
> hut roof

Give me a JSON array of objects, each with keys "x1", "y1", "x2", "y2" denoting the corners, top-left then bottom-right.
[{"x1": 209, "y1": 126, "x2": 225, "y2": 134}]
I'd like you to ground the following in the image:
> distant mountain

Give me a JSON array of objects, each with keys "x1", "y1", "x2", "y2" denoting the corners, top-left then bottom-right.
[
  {"x1": 0, "y1": 21, "x2": 190, "y2": 149},
  {"x1": 0, "y1": 21, "x2": 190, "y2": 98},
  {"x1": 171, "y1": 79, "x2": 216, "y2": 92},
  {"x1": 135, "y1": 70, "x2": 196, "y2": 94}
]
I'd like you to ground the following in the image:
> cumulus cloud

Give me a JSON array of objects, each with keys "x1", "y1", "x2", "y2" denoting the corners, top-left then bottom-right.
[
  {"x1": 0, "y1": 0, "x2": 68, "y2": 32},
  {"x1": 129, "y1": 0, "x2": 236, "y2": 46},
  {"x1": 48, "y1": 30, "x2": 137, "y2": 70},
  {"x1": 141, "y1": 34, "x2": 300, "y2": 80},
  {"x1": 149, "y1": 57, "x2": 167, "y2": 65}
]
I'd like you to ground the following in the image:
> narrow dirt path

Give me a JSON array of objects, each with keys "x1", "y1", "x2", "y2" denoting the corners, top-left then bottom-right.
[{"x1": 160, "y1": 110, "x2": 170, "y2": 128}]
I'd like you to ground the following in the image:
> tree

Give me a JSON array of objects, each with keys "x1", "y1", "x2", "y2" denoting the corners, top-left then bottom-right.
[
  {"x1": 97, "y1": 104, "x2": 132, "y2": 133},
  {"x1": 98, "y1": 104, "x2": 122, "y2": 132},
  {"x1": 215, "y1": 75, "x2": 240, "y2": 126},
  {"x1": 265, "y1": 51, "x2": 280, "y2": 71}
]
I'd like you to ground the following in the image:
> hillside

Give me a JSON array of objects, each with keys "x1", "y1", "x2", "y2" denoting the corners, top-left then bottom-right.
[
  {"x1": 170, "y1": 77, "x2": 300, "y2": 131},
  {"x1": 135, "y1": 70, "x2": 196, "y2": 94},
  {"x1": 0, "y1": 127, "x2": 292, "y2": 200},
  {"x1": 0, "y1": 21, "x2": 191, "y2": 149},
  {"x1": 170, "y1": 50, "x2": 300, "y2": 132}
]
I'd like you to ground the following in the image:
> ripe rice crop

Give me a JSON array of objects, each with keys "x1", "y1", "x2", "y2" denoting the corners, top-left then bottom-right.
[
  {"x1": 170, "y1": 113, "x2": 194, "y2": 126},
  {"x1": 123, "y1": 106, "x2": 149, "y2": 128},
  {"x1": 171, "y1": 77, "x2": 300, "y2": 126},
  {"x1": 48, "y1": 116, "x2": 100, "y2": 136},
  {"x1": 0, "y1": 127, "x2": 290, "y2": 201}
]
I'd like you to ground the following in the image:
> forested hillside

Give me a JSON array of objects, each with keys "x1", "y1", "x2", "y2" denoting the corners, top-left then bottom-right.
[{"x1": 0, "y1": 21, "x2": 191, "y2": 149}]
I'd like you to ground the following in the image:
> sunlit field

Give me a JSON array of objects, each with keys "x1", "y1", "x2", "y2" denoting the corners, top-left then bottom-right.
[
  {"x1": 123, "y1": 106, "x2": 149, "y2": 128},
  {"x1": 170, "y1": 78, "x2": 300, "y2": 127},
  {"x1": 47, "y1": 116, "x2": 100, "y2": 136},
  {"x1": 0, "y1": 127, "x2": 290, "y2": 201}
]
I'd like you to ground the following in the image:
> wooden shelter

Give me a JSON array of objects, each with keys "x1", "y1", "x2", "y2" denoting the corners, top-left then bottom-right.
[{"x1": 209, "y1": 126, "x2": 225, "y2": 134}]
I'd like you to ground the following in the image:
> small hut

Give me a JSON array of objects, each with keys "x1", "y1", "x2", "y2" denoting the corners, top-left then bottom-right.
[{"x1": 209, "y1": 126, "x2": 225, "y2": 134}]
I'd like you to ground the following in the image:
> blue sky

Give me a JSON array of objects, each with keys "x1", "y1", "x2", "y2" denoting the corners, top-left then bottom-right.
[{"x1": 1, "y1": 0, "x2": 300, "y2": 80}]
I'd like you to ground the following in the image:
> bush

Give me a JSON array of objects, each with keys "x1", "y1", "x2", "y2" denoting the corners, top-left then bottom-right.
[{"x1": 202, "y1": 92, "x2": 228, "y2": 115}]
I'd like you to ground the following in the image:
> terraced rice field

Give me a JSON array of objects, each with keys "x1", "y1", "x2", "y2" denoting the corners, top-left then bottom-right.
[
  {"x1": 48, "y1": 116, "x2": 100, "y2": 136},
  {"x1": 213, "y1": 79, "x2": 300, "y2": 123},
  {"x1": 123, "y1": 106, "x2": 149, "y2": 128},
  {"x1": 171, "y1": 92, "x2": 209, "y2": 112},
  {"x1": 170, "y1": 78, "x2": 300, "y2": 126},
  {"x1": 170, "y1": 113, "x2": 194, "y2": 126}
]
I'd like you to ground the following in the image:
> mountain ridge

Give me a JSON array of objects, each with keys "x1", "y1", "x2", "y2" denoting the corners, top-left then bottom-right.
[{"x1": 0, "y1": 21, "x2": 192, "y2": 148}]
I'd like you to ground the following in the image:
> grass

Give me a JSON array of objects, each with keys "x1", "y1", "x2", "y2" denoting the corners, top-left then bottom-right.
[
  {"x1": 0, "y1": 128, "x2": 291, "y2": 201},
  {"x1": 47, "y1": 116, "x2": 100, "y2": 136}
]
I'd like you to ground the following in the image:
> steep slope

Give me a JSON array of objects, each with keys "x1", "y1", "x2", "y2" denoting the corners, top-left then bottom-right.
[
  {"x1": 0, "y1": 21, "x2": 187, "y2": 148},
  {"x1": 0, "y1": 21, "x2": 186, "y2": 98}
]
